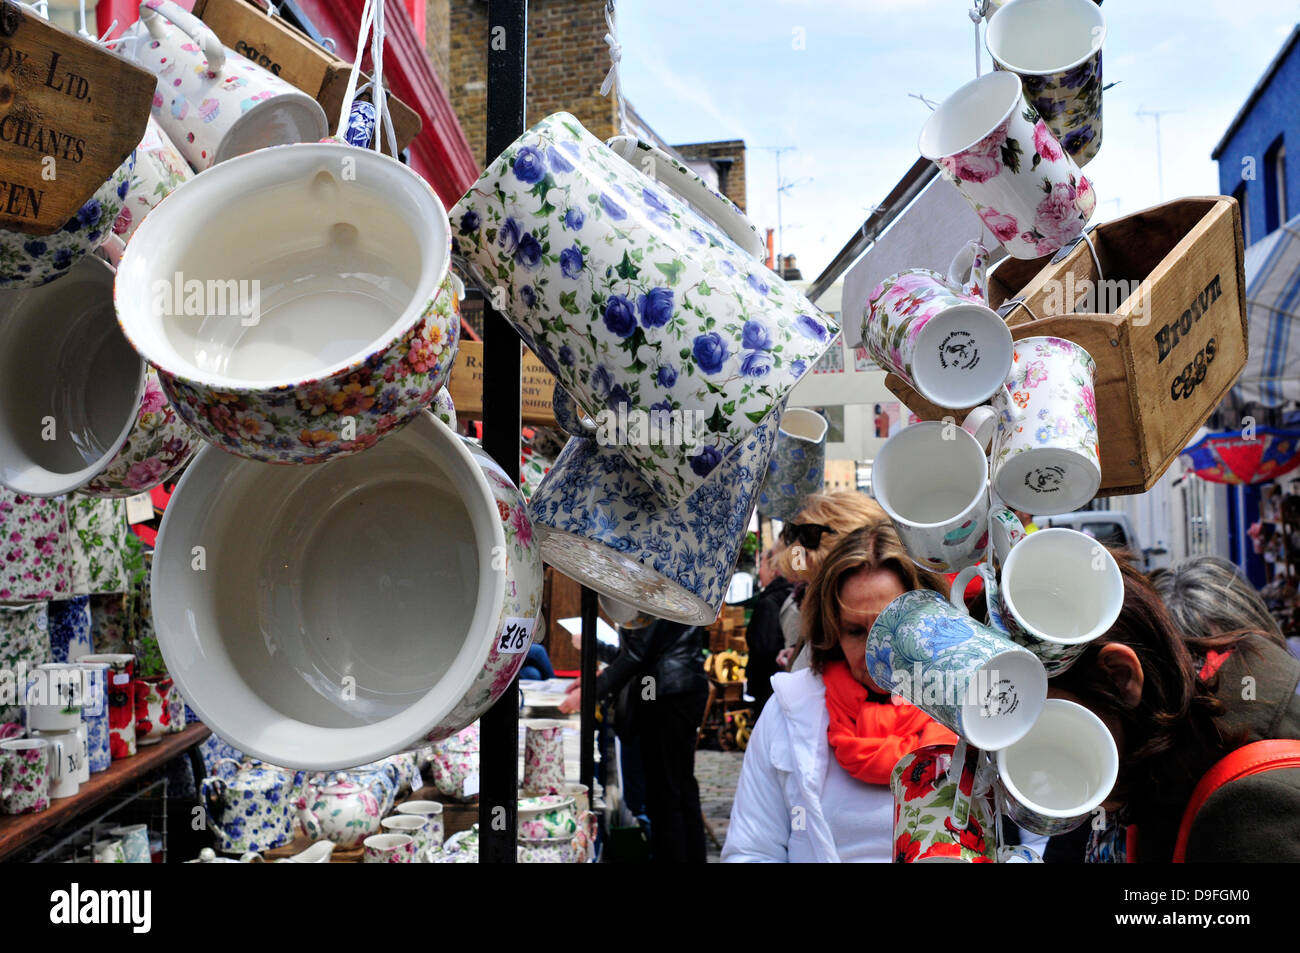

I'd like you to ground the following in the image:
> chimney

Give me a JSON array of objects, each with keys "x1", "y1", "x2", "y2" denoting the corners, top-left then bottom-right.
[
  {"x1": 765, "y1": 229, "x2": 775, "y2": 269},
  {"x1": 780, "y1": 254, "x2": 802, "y2": 281}
]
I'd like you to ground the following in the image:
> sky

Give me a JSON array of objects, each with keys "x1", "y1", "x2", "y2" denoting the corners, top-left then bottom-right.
[{"x1": 615, "y1": 0, "x2": 1300, "y2": 283}]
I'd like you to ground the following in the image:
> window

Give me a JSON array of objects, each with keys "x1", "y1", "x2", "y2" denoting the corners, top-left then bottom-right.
[{"x1": 1265, "y1": 136, "x2": 1286, "y2": 234}]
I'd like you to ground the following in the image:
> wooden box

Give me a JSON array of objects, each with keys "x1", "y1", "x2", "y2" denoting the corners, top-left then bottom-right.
[
  {"x1": 447, "y1": 340, "x2": 559, "y2": 427},
  {"x1": 886, "y1": 197, "x2": 1248, "y2": 497},
  {"x1": 191, "y1": 0, "x2": 422, "y2": 151}
]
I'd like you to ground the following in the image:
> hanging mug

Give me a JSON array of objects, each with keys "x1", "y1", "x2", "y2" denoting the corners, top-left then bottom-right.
[
  {"x1": 757, "y1": 408, "x2": 828, "y2": 522},
  {"x1": 863, "y1": 242, "x2": 1013, "y2": 409},
  {"x1": 132, "y1": 0, "x2": 328, "y2": 170}
]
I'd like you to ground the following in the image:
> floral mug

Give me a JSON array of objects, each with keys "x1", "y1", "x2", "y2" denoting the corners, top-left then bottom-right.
[
  {"x1": 0, "y1": 492, "x2": 72, "y2": 603},
  {"x1": 0, "y1": 738, "x2": 50, "y2": 815},
  {"x1": 920, "y1": 71, "x2": 1095, "y2": 260}
]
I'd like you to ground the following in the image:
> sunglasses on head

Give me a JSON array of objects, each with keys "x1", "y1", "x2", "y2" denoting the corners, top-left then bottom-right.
[{"x1": 780, "y1": 522, "x2": 838, "y2": 549}]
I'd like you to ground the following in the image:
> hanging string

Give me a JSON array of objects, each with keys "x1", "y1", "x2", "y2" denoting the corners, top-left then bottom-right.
[
  {"x1": 599, "y1": 0, "x2": 629, "y2": 136},
  {"x1": 907, "y1": 92, "x2": 939, "y2": 110},
  {"x1": 335, "y1": 0, "x2": 376, "y2": 141},
  {"x1": 969, "y1": 0, "x2": 985, "y2": 77},
  {"x1": 335, "y1": 0, "x2": 399, "y2": 158},
  {"x1": 1080, "y1": 229, "x2": 1105, "y2": 305}
]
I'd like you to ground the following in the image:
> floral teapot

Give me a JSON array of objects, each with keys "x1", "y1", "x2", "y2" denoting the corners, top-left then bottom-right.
[
  {"x1": 296, "y1": 774, "x2": 394, "y2": 850},
  {"x1": 200, "y1": 759, "x2": 298, "y2": 854}
]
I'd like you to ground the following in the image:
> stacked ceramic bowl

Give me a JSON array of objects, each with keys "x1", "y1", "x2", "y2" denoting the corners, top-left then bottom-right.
[
  {"x1": 110, "y1": 142, "x2": 543, "y2": 770},
  {"x1": 517, "y1": 795, "x2": 587, "y2": 863}
]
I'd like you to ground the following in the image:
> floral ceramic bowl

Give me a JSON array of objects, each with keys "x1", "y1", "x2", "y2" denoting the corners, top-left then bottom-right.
[
  {"x1": 0, "y1": 256, "x2": 196, "y2": 498},
  {"x1": 451, "y1": 113, "x2": 837, "y2": 507},
  {"x1": 152, "y1": 412, "x2": 540, "y2": 770},
  {"x1": 0, "y1": 152, "x2": 135, "y2": 289},
  {"x1": 115, "y1": 141, "x2": 455, "y2": 465},
  {"x1": 518, "y1": 794, "x2": 578, "y2": 839}
]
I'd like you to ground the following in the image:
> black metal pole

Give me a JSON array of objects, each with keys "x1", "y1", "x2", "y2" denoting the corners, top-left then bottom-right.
[
  {"x1": 478, "y1": 0, "x2": 527, "y2": 865},
  {"x1": 579, "y1": 586, "x2": 598, "y2": 800}
]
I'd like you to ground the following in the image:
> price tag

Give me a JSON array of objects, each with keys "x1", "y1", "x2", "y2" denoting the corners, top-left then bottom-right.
[
  {"x1": 112, "y1": 673, "x2": 129, "y2": 686},
  {"x1": 496, "y1": 617, "x2": 534, "y2": 655},
  {"x1": 125, "y1": 493, "x2": 154, "y2": 524},
  {"x1": 462, "y1": 773, "x2": 480, "y2": 798}
]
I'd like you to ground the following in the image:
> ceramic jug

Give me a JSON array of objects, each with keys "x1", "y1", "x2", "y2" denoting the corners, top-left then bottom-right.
[
  {"x1": 200, "y1": 759, "x2": 296, "y2": 854},
  {"x1": 297, "y1": 775, "x2": 394, "y2": 850},
  {"x1": 451, "y1": 113, "x2": 837, "y2": 508}
]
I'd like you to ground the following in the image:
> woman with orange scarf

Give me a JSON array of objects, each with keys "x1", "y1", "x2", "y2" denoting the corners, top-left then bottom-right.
[{"x1": 723, "y1": 523, "x2": 955, "y2": 862}]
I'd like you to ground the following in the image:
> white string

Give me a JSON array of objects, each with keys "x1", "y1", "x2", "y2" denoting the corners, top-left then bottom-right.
[
  {"x1": 908, "y1": 92, "x2": 939, "y2": 110},
  {"x1": 600, "y1": 1, "x2": 629, "y2": 136},
  {"x1": 1080, "y1": 229, "x2": 1105, "y2": 300},
  {"x1": 334, "y1": 0, "x2": 376, "y2": 141},
  {"x1": 969, "y1": 3, "x2": 982, "y2": 77}
]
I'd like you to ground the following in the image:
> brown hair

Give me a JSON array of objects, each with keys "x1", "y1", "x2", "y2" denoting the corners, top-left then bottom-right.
[
  {"x1": 774, "y1": 490, "x2": 888, "y2": 582},
  {"x1": 801, "y1": 523, "x2": 949, "y2": 674},
  {"x1": 1049, "y1": 553, "x2": 1254, "y2": 805}
]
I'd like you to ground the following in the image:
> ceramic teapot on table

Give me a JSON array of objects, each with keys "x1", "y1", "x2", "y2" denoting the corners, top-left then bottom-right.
[
  {"x1": 296, "y1": 774, "x2": 394, "y2": 850},
  {"x1": 199, "y1": 759, "x2": 297, "y2": 854}
]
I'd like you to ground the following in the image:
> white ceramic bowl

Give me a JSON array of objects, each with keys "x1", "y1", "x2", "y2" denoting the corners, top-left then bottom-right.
[{"x1": 152, "y1": 413, "x2": 509, "y2": 769}]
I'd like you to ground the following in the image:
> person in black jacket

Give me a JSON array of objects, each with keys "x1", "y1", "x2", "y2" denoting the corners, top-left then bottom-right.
[
  {"x1": 561, "y1": 617, "x2": 709, "y2": 862},
  {"x1": 746, "y1": 547, "x2": 793, "y2": 717}
]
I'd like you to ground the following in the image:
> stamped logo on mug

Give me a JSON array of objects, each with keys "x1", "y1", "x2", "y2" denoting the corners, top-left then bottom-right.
[
  {"x1": 983, "y1": 678, "x2": 1020, "y2": 718},
  {"x1": 939, "y1": 330, "x2": 981, "y2": 371},
  {"x1": 1024, "y1": 465, "x2": 1067, "y2": 494}
]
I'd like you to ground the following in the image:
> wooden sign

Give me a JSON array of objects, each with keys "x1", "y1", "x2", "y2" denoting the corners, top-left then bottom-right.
[
  {"x1": 447, "y1": 340, "x2": 559, "y2": 427},
  {"x1": 0, "y1": 2, "x2": 154, "y2": 234},
  {"x1": 192, "y1": 0, "x2": 422, "y2": 152}
]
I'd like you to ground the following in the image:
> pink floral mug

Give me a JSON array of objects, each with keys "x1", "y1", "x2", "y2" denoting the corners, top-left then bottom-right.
[
  {"x1": 863, "y1": 241, "x2": 1013, "y2": 409},
  {"x1": 919, "y1": 71, "x2": 1096, "y2": 260}
]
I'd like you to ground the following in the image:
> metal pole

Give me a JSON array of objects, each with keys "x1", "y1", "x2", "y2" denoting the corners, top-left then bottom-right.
[
  {"x1": 478, "y1": 0, "x2": 527, "y2": 865},
  {"x1": 580, "y1": 586, "x2": 597, "y2": 800}
]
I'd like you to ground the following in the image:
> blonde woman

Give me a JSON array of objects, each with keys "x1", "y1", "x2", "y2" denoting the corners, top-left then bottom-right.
[
  {"x1": 722, "y1": 523, "x2": 956, "y2": 862},
  {"x1": 771, "y1": 490, "x2": 888, "y2": 670}
]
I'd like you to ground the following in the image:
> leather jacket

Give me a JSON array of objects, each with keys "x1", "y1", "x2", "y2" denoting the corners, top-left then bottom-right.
[{"x1": 595, "y1": 619, "x2": 707, "y2": 702}]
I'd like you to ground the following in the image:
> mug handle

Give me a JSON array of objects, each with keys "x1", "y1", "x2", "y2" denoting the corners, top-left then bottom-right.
[
  {"x1": 138, "y1": 1, "x2": 227, "y2": 75},
  {"x1": 552, "y1": 382, "x2": 596, "y2": 437},
  {"x1": 947, "y1": 241, "x2": 989, "y2": 304},
  {"x1": 49, "y1": 739, "x2": 66, "y2": 783},
  {"x1": 606, "y1": 136, "x2": 767, "y2": 259},
  {"x1": 959, "y1": 405, "x2": 997, "y2": 451}
]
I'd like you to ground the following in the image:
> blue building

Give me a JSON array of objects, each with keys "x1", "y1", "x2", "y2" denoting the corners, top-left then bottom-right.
[
  {"x1": 1213, "y1": 25, "x2": 1300, "y2": 585},
  {"x1": 1213, "y1": 25, "x2": 1300, "y2": 246}
]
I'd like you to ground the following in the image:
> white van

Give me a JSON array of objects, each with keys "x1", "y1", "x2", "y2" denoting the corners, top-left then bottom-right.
[{"x1": 1031, "y1": 510, "x2": 1168, "y2": 573}]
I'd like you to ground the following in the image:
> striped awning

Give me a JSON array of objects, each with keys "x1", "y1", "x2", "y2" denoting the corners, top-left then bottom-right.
[{"x1": 1234, "y1": 215, "x2": 1300, "y2": 408}]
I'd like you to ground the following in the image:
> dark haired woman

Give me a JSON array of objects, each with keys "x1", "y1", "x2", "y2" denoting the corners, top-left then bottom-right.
[{"x1": 1049, "y1": 556, "x2": 1300, "y2": 862}]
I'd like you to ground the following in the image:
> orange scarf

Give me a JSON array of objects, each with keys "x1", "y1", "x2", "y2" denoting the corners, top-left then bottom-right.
[{"x1": 823, "y1": 660, "x2": 958, "y2": 785}]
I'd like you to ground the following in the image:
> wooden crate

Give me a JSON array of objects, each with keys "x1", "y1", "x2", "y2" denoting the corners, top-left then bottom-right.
[
  {"x1": 192, "y1": 0, "x2": 422, "y2": 151},
  {"x1": 447, "y1": 340, "x2": 559, "y2": 427},
  {"x1": 886, "y1": 196, "x2": 1247, "y2": 497}
]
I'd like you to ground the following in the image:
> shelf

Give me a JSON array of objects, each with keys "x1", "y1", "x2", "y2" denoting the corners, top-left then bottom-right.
[{"x1": 0, "y1": 724, "x2": 210, "y2": 861}]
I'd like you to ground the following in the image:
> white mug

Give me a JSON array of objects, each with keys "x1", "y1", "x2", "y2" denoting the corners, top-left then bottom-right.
[
  {"x1": 995, "y1": 527, "x2": 1123, "y2": 675},
  {"x1": 996, "y1": 698, "x2": 1118, "y2": 836},
  {"x1": 32, "y1": 725, "x2": 89, "y2": 786},
  {"x1": 42, "y1": 731, "x2": 80, "y2": 800},
  {"x1": 990, "y1": 336, "x2": 1100, "y2": 515},
  {"x1": 131, "y1": 0, "x2": 328, "y2": 170},
  {"x1": 871, "y1": 407, "x2": 997, "y2": 573},
  {"x1": 25, "y1": 664, "x2": 86, "y2": 732}
]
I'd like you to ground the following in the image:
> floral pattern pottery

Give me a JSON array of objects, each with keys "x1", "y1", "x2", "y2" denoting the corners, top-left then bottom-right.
[
  {"x1": 0, "y1": 152, "x2": 135, "y2": 289},
  {"x1": 381, "y1": 815, "x2": 432, "y2": 859},
  {"x1": 757, "y1": 408, "x2": 828, "y2": 522},
  {"x1": 862, "y1": 244, "x2": 1013, "y2": 409},
  {"x1": 167, "y1": 687, "x2": 187, "y2": 734},
  {"x1": 115, "y1": 141, "x2": 456, "y2": 468},
  {"x1": 451, "y1": 113, "x2": 837, "y2": 507},
  {"x1": 0, "y1": 738, "x2": 50, "y2": 814},
  {"x1": 986, "y1": 0, "x2": 1106, "y2": 165},
  {"x1": 67, "y1": 499, "x2": 131, "y2": 596},
  {"x1": 517, "y1": 836, "x2": 573, "y2": 864},
  {"x1": 518, "y1": 794, "x2": 578, "y2": 839},
  {"x1": 113, "y1": 116, "x2": 193, "y2": 244},
  {"x1": 869, "y1": 410, "x2": 996, "y2": 574},
  {"x1": 80, "y1": 654, "x2": 136, "y2": 759},
  {"x1": 424, "y1": 439, "x2": 544, "y2": 740},
  {"x1": 395, "y1": 800, "x2": 445, "y2": 850},
  {"x1": 134, "y1": 675, "x2": 174, "y2": 745},
  {"x1": 0, "y1": 604, "x2": 50, "y2": 725},
  {"x1": 991, "y1": 336, "x2": 1100, "y2": 515},
  {"x1": 0, "y1": 492, "x2": 72, "y2": 602},
  {"x1": 47, "y1": 597, "x2": 93, "y2": 663},
  {"x1": 75, "y1": 661, "x2": 112, "y2": 772},
  {"x1": 297, "y1": 777, "x2": 392, "y2": 850},
  {"x1": 432, "y1": 387, "x2": 457, "y2": 430},
  {"x1": 77, "y1": 368, "x2": 199, "y2": 498},
  {"x1": 428, "y1": 724, "x2": 479, "y2": 801},
  {"x1": 89, "y1": 594, "x2": 131, "y2": 654},
  {"x1": 130, "y1": 0, "x2": 327, "y2": 171},
  {"x1": 891, "y1": 745, "x2": 997, "y2": 863},
  {"x1": 866, "y1": 589, "x2": 1046, "y2": 750},
  {"x1": 919, "y1": 71, "x2": 1095, "y2": 260},
  {"x1": 109, "y1": 823, "x2": 152, "y2": 864},
  {"x1": 529, "y1": 410, "x2": 781, "y2": 625},
  {"x1": 364, "y1": 833, "x2": 416, "y2": 863},
  {"x1": 201, "y1": 759, "x2": 297, "y2": 854},
  {"x1": 521, "y1": 720, "x2": 566, "y2": 796},
  {"x1": 93, "y1": 839, "x2": 126, "y2": 863}
]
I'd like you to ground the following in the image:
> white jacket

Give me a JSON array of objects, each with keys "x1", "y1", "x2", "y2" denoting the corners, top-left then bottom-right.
[{"x1": 721, "y1": 668, "x2": 894, "y2": 863}]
